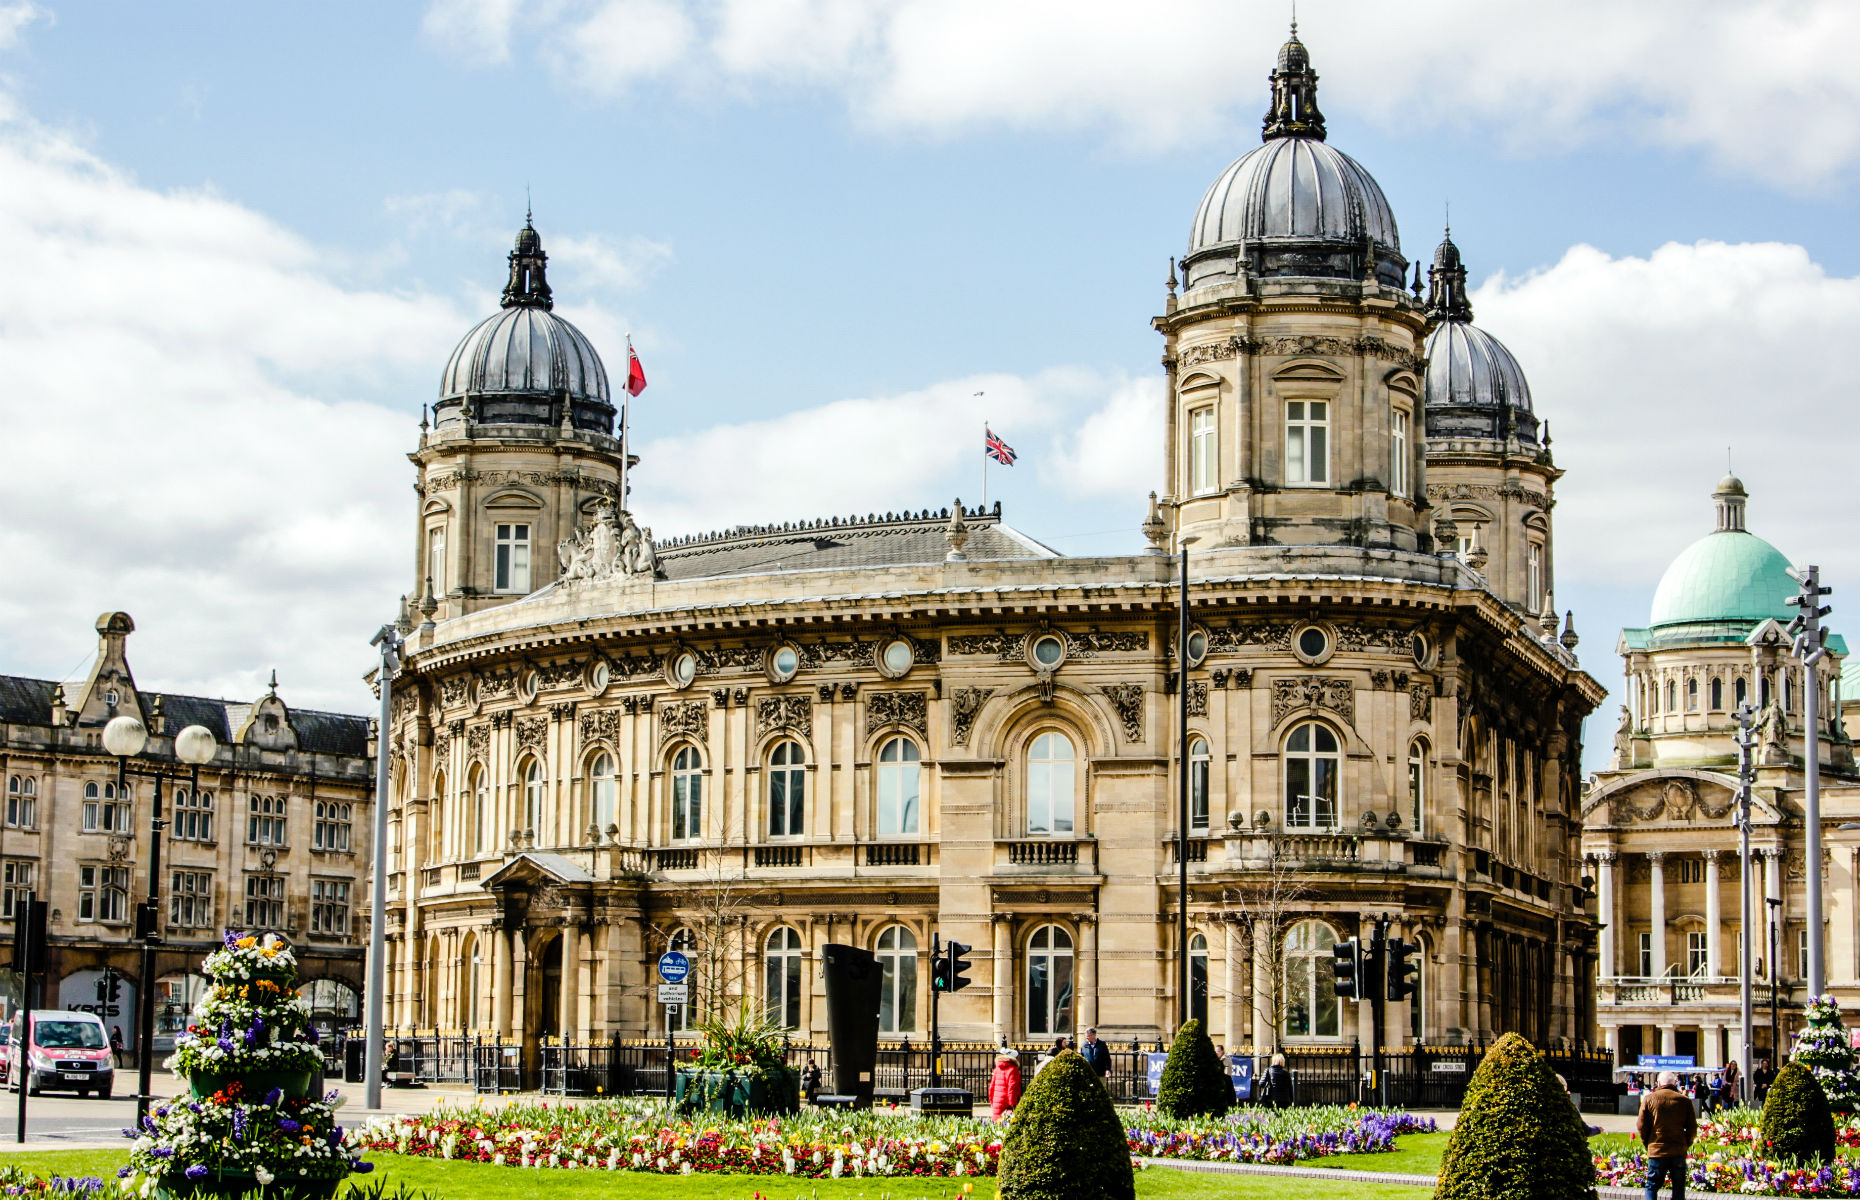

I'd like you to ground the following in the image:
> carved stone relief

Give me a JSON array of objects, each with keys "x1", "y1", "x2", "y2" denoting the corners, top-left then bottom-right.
[
  {"x1": 757, "y1": 695, "x2": 813, "y2": 739},
  {"x1": 1100, "y1": 684, "x2": 1144, "y2": 742},
  {"x1": 579, "y1": 708, "x2": 620, "y2": 748},
  {"x1": 1186, "y1": 680, "x2": 1208, "y2": 718},
  {"x1": 1270, "y1": 677, "x2": 1354, "y2": 726},
  {"x1": 514, "y1": 717, "x2": 549, "y2": 759},
  {"x1": 465, "y1": 725, "x2": 490, "y2": 760},
  {"x1": 659, "y1": 701, "x2": 708, "y2": 747},
  {"x1": 950, "y1": 687, "x2": 994, "y2": 747},
  {"x1": 865, "y1": 691, "x2": 928, "y2": 740}
]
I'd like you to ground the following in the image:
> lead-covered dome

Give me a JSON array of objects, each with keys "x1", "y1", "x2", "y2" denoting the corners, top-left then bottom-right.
[
  {"x1": 433, "y1": 221, "x2": 616, "y2": 434},
  {"x1": 1422, "y1": 232, "x2": 1538, "y2": 443},
  {"x1": 1180, "y1": 28, "x2": 1404, "y2": 289}
]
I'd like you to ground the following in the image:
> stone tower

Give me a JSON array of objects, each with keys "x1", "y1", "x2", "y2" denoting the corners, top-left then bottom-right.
[{"x1": 408, "y1": 221, "x2": 634, "y2": 621}]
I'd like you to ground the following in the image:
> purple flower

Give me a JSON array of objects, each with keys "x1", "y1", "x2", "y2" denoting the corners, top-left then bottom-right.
[
  {"x1": 120, "y1": 1128, "x2": 137, "y2": 1140},
  {"x1": 307, "y1": 1025, "x2": 320, "y2": 1046},
  {"x1": 218, "y1": 1036, "x2": 236, "y2": 1053},
  {"x1": 352, "y1": 1161, "x2": 374, "y2": 1174},
  {"x1": 184, "y1": 1166, "x2": 209, "y2": 1182},
  {"x1": 278, "y1": 1119, "x2": 301, "y2": 1134},
  {"x1": 115, "y1": 1169, "x2": 130, "y2": 1180},
  {"x1": 150, "y1": 1148, "x2": 173, "y2": 1160}
]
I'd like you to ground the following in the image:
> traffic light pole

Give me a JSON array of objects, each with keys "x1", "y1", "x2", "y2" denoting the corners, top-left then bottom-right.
[
  {"x1": 1368, "y1": 916, "x2": 1386, "y2": 1109},
  {"x1": 930, "y1": 934, "x2": 942, "y2": 1090}
]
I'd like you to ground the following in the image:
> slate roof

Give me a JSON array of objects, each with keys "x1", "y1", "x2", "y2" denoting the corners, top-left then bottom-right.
[
  {"x1": 655, "y1": 503, "x2": 1058, "y2": 583},
  {"x1": 0, "y1": 676, "x2": 370, "y2": 756}
]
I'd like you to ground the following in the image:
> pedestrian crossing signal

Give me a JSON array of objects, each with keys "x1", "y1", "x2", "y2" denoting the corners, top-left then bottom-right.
[{"x1": 1331, "y1": 937, "x2": 1360, "y2": 999}]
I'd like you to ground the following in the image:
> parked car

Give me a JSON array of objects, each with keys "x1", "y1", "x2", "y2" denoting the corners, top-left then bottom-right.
[
  {"x1": 5, "y1": 1010, "x2": 114, "y2": 1097},
  {"x1": 0, "y1": 1021, "x2": 10, "y2": 1084}
]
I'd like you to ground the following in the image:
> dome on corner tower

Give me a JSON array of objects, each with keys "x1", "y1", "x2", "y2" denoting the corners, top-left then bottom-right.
[
  {"x1": 436, "y1": 220, "x2": 615, "y2": 431},
  {"x1": 1422, "y1": 231, "x2": 1538, "y2": 443},
  {"x1": 1183, "y1": 27, "x2": 1403, "y2": 288}
]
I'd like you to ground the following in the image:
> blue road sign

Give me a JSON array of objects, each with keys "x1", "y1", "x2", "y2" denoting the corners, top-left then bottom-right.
[{"x1": 658, "y1": 951, "x2": 690, "y2": 983}]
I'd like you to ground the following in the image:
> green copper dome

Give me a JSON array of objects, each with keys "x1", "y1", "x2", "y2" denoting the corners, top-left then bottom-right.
[{"x1": 1648, "y1": 477, "x2": 1795, "y2": 629}]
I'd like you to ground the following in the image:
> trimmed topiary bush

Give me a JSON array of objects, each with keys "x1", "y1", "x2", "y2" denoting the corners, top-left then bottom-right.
[
  {"x1": 1433, "y1": 1032, "x2": 1595, "y2": 1200},
  {"x1": 1790, "y1": 995, "x2": 1860, "y2": 1113},
  {"x1": 1155, "y1": 1018, "x2": 1232, "y2": 1118},
  {"x1": 998, "y1": 1049, "x2": 1134, "y2": 1200},
  {"x1": 1761, "y1": 1059, "x2": 1837, "y2": 1165}
]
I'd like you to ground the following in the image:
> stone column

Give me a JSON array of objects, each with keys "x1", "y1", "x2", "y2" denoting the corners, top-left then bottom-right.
[
  {"x1": 992, "y1": 914, "x2": 1013, "y2": 1045},
  {"x1": 1597, "y1": 852, "x2": 1617, "y2": 979},
  {"x1": 510, "y1": 930, "x2": 529, "y2": 1041},
  {"x1": 1704, "y1": 850, "x2": 1723, "y2": 977},
  {"x1": 1701, "y1": 1023, "x2": 1723, "y2": 1068},
  {"x1": 1659, "y1": 1024, "x2": 1677, "y2": 1056},
  {"x1": 1648, "y1": 852, "x2": 1667, "y2": 978},
  {"x1": 1076, "y1": 915, "x2": 1098, "y2": 1032},
  {"x1": 492, "y1": 925, "x2": 513, "y2": 1036},
  {"x1": 560, "y1": 922, "x2": 582, "y2": 1042},
  {"x1": 1223, "y1": 918, "x2": 1244, "y2": 1049}
]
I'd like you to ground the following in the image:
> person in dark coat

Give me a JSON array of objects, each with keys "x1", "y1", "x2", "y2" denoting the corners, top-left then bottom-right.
[
  {"x1": 801, "y1": 1059, "x2": 822, "y2": 1103},
  {"x1": 1079, "y1": 1026, "x2": 1112, "y2": 1082},
  {"x1": 1638, "y1": 1070, "x2": 1697, "y2": 1200},
  {"x1": 1261, "y1": 1053, "x2": 1296, "y2": 1108}
]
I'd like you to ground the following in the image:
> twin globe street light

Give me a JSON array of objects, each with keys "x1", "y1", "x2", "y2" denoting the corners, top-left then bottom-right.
[{"x1": 100, "y1": 712, "x2": 219, "y2": 1125}]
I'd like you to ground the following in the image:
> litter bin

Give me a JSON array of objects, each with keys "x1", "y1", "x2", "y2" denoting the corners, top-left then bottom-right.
[{"x1": 344, "y1": 1038, "x2": 366, "y2": 1084}]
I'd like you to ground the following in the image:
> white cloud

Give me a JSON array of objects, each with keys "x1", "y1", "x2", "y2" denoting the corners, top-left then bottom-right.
[
  {"x1": 1046, "y1": 377, "x2": 1163, "y2": 501},
  {"x1": 431, "y1": 0, "x2": 1860, "y2": 185},
  {"x1": 1471, "y1": 239, "x2": 1860, "y2": 596},
  {"x1": 550, "y1": 231, "x2": 675, "y2": 292},
  {"x1": 420, "y1": 0, "x2": 522, "y2": 65}
]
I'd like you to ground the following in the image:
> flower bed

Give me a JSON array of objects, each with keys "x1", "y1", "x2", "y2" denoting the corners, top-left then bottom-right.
[
  {"x1": 1595, "y1": 1105, "x2": 1860, "y2": 1196},
  {"x1": 354, "y1": 1097, "x2": 1431, "y2": 1179},
  {"x1": 0, "y1": 1166, "x2": 115, "y2": 1198}
]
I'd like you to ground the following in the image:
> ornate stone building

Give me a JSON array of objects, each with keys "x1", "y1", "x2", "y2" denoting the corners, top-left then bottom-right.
[
  {"x1": 0, "y1": 614, "x2": 373, "y2": 1052},
  {"x1": 1583, "y1": 479, "x2": 1854, "y2": 1067},
  {"x1": 381, "y1": 28, "x2": 1602, "y2": 1073}
]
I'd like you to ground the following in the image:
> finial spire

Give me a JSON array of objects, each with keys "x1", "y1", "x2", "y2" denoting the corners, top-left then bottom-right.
[
  {"x1": 501, "y1": 217, "x2": 553, "y2": 310},
  {"x1": 1262, "y1": 20, "x2": 1325, "y2": 141},
  {"x1": 267, "y1": 668, "x2": 278, "y2": 695},
  {"x1": 1426, "y1": 223, "x2": 1472, "y2": 323}
]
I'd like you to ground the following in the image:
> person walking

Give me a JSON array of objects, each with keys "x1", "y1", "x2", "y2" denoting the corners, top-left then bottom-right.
[
  {"x1": 1753, "y1": 1057, "x2": 1773, "y2": 1102},
  {"x1": 1720, "y1": 1059, "x2": 1741, "y2": 1108},
  {"x1": 1079, "y1": 1026, "x2": 1112, "y2": 1089},
  {"x1": 1638, "y1": 1070, "x2": 1697, "y2": 1200},
  {"x1": 1261, "y1": 1053, "x2": 1296, "y2": 1109},
  {"x1": 988, "y1": 1049, "x2": 1023, "y2": 1121},
  {"x1": 801, "y1": 1059, "x2": 822, "y2": 1104},
  {"x1": 110, "y1": 1025, "x2": 125, "y2": 1070}
]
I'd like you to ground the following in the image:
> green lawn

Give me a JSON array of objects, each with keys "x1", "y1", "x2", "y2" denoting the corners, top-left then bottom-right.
[
  {"x1": 1288, "y1": 1131, "x2": 1449, "y2": 1176},
  {"x1": 9, "y1": 1149, "x2": 1429, "y2": 1200}
]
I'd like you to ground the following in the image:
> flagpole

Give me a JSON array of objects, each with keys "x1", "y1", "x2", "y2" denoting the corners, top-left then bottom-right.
[{"x1": 981, "y1": 419, "x2": 988, "y2": 509}]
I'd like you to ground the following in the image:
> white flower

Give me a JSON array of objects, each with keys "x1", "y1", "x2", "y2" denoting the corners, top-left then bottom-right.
[{"x1": 253, "y1": 1168, "x2": 274, "y2": 1186}]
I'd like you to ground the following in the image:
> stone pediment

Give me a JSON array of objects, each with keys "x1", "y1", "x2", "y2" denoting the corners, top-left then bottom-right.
[
  {"x1": 1581, "y1": 768, "x2": 1776, "y2": 826},
  {"x1": 481, "y1": 851, "x2": 595, "y2": 890}
]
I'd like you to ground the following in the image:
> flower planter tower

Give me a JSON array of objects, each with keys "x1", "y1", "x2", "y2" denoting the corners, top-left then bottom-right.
[{"x1": 125, "y1": 932, "x2": 368, "y2": 1199}]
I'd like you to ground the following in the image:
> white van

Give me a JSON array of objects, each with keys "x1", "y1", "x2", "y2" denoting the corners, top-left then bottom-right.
[{"x1": 5, "y1": 1010, "x2": 115, "y2": 1098}]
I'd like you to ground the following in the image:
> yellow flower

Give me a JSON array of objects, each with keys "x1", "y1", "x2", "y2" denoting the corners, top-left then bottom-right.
[{"x1": 236, "y1": 937, "x2": 257, "y2": 949}]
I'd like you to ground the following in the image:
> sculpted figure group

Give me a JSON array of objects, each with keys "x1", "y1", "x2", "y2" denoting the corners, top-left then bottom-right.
[{"x1": 558, "y1": 502, "x2": 659, "y2": 582}]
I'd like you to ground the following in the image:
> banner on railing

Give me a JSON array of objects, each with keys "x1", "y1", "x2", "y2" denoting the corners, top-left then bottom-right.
[
  {"x1": 1146, "y1": 1052, "x2": 1168, "y2": 1095},
  {"x1": 1228, "y1": 1054, "x2": 1253, "y2": 1099}
]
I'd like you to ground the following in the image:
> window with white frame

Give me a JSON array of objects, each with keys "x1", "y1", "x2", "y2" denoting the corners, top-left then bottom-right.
[
  {"x1": 469, "y1": 765, "x2": 488, "y2": 855},
  {"x1": 1284, "y1": 919, "x2": 1341, "y2": 1039},
  {"x1": 248, "y1": 794, "x2": 287, "y2": 845},
  {"x1": 1710, "y1": 677, "x2": 1725, "y2": 711},
  {"x1": 1188, "y1": 932, "x2": 1209, "y2": 1027},
  {"x1": 1285, "y1": 400, "x2": 1329, "y2": 485},
  {"x1": 78, "y1": 864, "x2": 130, "y2": 923},
  {"x1": 876, "y1": 737, "x2": 921, "y2": 836},
  {"x1": 1189, "y1": 406, "x2": 1217, "y2": 495},
  {"x1": 1188, "y1": 737, "x2": 1211, "y2": 832},
  {"x1": 169, "y1": 870, "x2": 214, "y2": 929},
  {"x1": 1686, "y1": 678, "x2": 1699, "y2": 712},
  {"x1": 767, "y1": 740, "x2": 806, "y2": 838},
  {"x1": 764, "y1": 926, "x2": 804, "y2": 1030},
  {"x1": 2, "y1": 860, "x2": 34, "y2": 919},
  {"x1": 1390, "y1": 407, "x2": 1410, "y2": 498},
  {"x1": 875, "y1": 925, "x2": 917, "y2": 1034},
  {"x1": 82, "y1": 781, "x2": 132, "y2": 833},
  {"x1": 427, "y1": 526, "x2": 447, "y2": 594},
  {"x1": 1665, "y1": 680, "x2": 1677, "y2": 711},
  {"x1": 1797, "y1": 928, "x2": 1808, "y2": 980},
  {"x1": 1637, "y1": 931, "x2": 1653, "y2": 978},
  {"x1": 245, "y1": 874, "x2": 285, "y2": 929},
  {"x1": 1026, "y1": 924, "x2": 1074, "y2": 1037},
  {"x1": 494, "y1": 523, "x2": 531, "y2": 593},
  {"x1": 311, "y1": 878, "x2": 351, "y2": 938},
  {"x1": 429, "y1": 775, "x2": 446, "y2": 858},
  {"x1": 521, "y1": 759, "x2": 544, "y2": 836},
  {"x1": 173, "y1": 786, "x2": 213, "y2": 842},
  {"x1": 671, "y1": 746, "x2": 703, "y2": 841},
  {"x1": 1283, "y1": 722, "x2": 1340, "y2": 830},
  {"x1": 313, "y1": 801, "x2": 352, "y2": 852},
  {"x1": 1026, "y1": 731, "x2": 1076, "y2": 836},
  {"x1": 1686, "y1": 930, "x2": 1708, "y2": 977},
  {"x1": 1527, "y1": 542, "x2": 1544, "y2": 612},
  {"x1": 5, "y1": 776, "x2": 36, "y2": 828},
  {"x1": 589, "y1": 754, "x2": 617, "y2": 832},
  {"x1": 1408, "y1": 740, "x2": 1427, "y2": 835}
]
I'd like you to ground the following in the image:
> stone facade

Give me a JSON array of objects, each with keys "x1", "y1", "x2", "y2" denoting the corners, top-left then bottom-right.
[{"x1": 0, "y1": 614, "x2": 374, "y2": 1050}]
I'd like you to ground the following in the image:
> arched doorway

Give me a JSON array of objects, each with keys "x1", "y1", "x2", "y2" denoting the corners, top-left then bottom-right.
[{"x1": 534, "y1": 936, "x2": 562, "y2": 1039}]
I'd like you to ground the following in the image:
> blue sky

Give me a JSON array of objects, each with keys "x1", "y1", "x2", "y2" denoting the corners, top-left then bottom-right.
[{"x1": 0, "y1": 1, "x2": 1854, "y2": 772}]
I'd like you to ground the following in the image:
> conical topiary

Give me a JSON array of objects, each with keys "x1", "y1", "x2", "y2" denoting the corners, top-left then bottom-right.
[
  {"x1": 1761, "y1": 1059, "x2": 1837, "y2": 1165},
  {"x1": 999, "y1": 1048, "x2": 1134, "y2": 1200},
  {"x1": 1155, "y1": 1018, "x2": 1231, "y2": 1118},
  {"x1": 1433, "y1": 1032, "x2": 1595, "y2": 1200},
  {"x1": 1789, "y1": 995, "x2": 1860, "y2": 1113}
]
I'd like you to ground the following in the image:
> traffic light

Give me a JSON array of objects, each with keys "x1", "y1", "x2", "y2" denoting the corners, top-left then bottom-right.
[
  {"x1": 945, "y1": 941, "x2": 973, "y2": 993},
  {"x1": 108, "y1": 971, "x2": 122, "y2": 1003},
  {"x1": 931, "y1": 953, "x2": 951, "y2": 992},
  {"x1": 1330, "y1": 937, "x2": 1360, "y2": 999},
  {"x1": 1385, "y1": 938, "x2": 1418, "y2": 1001},
  {"x1": 96, "y1": 974, "x2": 108, "y2": 1003}
]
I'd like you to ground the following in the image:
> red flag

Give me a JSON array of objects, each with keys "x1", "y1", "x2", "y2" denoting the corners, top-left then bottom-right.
[{"x1": 626, "y1": 343, "x2": 647, "y2": 397}]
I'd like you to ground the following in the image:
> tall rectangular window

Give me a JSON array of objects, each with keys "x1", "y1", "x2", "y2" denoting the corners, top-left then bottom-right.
[
  {"x1": 1390, "y1": 407, "x2": 1410, "y2": 498},
  {"x1": 2, "y1": 860, "x2": 34, "y2": 919},
  {"x1": 1686, "y1": 931, "x2": 1708, "y2": 977},
  {"x1": 494, "y1": 523, "x2": 531, "y2": 593},
  {"x1": 248, "y1": 795, "x2": 287, "y2": 846},
  {"x1": 244, "y1": 874, "x2": 285, "y2": 929},
  {"x1": 311, "y1": 878, "x2": 351, "y2": 937},
  {"x1": 313, "y1": 801, "x2": 352, "y2": 852},
  {"x1": 427, "y1": 527, "x2": 447, "y2": 594},
  {"x1": 1285, "y1": 400, "x2": 1329, "y2": 485},
  {"x1": 1637, "y1": 931, "x2": 1653, "y2": 978},
  {"x1": 1189, "y1": 407, "x2": 1217, "y2": 495},
  {"x1": 173, "y1": 787, "x2": 214, "y2": 842},
  {"x1": 169, "y1": 870, "x2": 214, "y2": 929},
  {"x1": 1527, "y1": 543, "x2": 1544, "y2": 612},
  {"x1": 78, "y1": 865, "x2": 130, "y2": 923},
  {"x1": 5, "y1": 776, "x2": 36, "y2": 828}
]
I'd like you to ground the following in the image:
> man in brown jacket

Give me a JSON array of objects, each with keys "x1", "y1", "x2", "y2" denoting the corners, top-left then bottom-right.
[{"x1": 1637, "y1": 1070, "x2": 1697, "y2": 1200}]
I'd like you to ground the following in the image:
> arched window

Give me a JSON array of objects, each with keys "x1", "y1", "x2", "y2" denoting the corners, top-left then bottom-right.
[
  {"x1": 1188, "y1": 932, "x2": 1209, "y2": 1028},
  {"x1": 1189, "y1": 406, "x2": 1218, "y2": 495},
  {"x1": 589, "y1": 753, "x2": 617, "y2": 833},
  {"x1": 1710, "y1": 677, "x2": 1725, "y2": 711},
  {"x1": 1784, "y1": 673, "x2": 1794, "y2": 713},
  {"x1": 1188, "y1": 737, "x2": 1211, "y2": 833},
  {"x1": 667, "y1": 929, "x2": 695, "y2": 1032},
  {"x1": 1026, "y1": 732, "x2": 1076, "y2": 836},
  {"x1": 468, "y1": 764, "x2": 487, "y2": 855},
  {"x1": 429, "y1": 772, "x2": 446, "y2": 859},
  {"x1": 1283, "y1": 722, "x2": 1340, "y2": 830},
  {"x1": 764, "y1": 927, "x2": 804, "y2": 1030},
  {"x1": 1408, "y1": 740, "x2": 1427, "y2": 835},
  {"x1": 1735, "y1": 676, "x2": 1749, "y2": 708},
  {"x1": 521, "y1": 759, "x2": 544, "y2": 837},
  {"x1": 1665, "y1": 680, "x2": 1677, "y2": 711},
  {"x1": 1686, "y1": 678, "x2": 1699, "y2": 711},
  {"x1": 768, "y1": 740, "x2": 806, "y2": 837},
  {"x1": 1760, "y1": 676, "x2": 1772, "y2": 708},
  {"x1": 671, "y1": 746, "x2": 703, "y2": 842},
  {"x1": 1026, "y1": 924, "x2": 1074, "y2": 1037},
  {"x1": 6, "y1": 776, "x2": 36, "y2": 828},
  {"x1": 1284, "y1": 920, "x2": 1341, "y2": 1039},
  {"x1": 875, "y1": 925, "x2": 917, "y2": 1034},
  {"x1": 876, "y1": 737, "x2": 922, "y2": 836}
]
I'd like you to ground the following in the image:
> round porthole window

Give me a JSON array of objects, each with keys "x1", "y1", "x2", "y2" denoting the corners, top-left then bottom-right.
[
  {"x1": 669, "y1": 651, "x2": 698, "y2": 689},
  {"x1": 520, "y1": 671, "x2": 540, "y2": 701},
  {"x1": 770, "y1": 645, "x2": 800, "y2": 683},
  {"x1": 1185, "y1": 628, "x2": 1209, "y2": 668},
  {"x1": 1411, "y1": 632, "x2": 1430, "y2": 668},
  {"x1": 1295, "y1": 625, "x2": 1331, "y2": 664},
  {"x1": 882, "y1": 639, "x2": 914, "y2": 676},
  {"x1": 590, "y1": 660, "x2": 611, "y2": 692},
  {"x1": 1030, "y1": 634, "x2": 1065, "y2": 669}
]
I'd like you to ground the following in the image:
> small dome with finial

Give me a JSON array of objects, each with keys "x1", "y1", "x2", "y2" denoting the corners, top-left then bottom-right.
[{"x1": 1422, "y1": 229, "x2": 1538, "y2": 443}]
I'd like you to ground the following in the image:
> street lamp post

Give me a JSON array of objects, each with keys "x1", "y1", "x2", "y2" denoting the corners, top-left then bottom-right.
[
  {"x1": 1766, "y1": 896, "x2": 1783, "y2": 1064},
  {"x1": 1734, "y1": 704, "x2": 1757, "y2": 1100},
  {"x1": 101, "y1": 714, "x2": 219, "y2": 1127},
  {"x1": 1175, "y1": 535, "x2": 1199, "y2": 1032},
  {"x1": 1784, "y1": 564, "x2": 1831, "y2": 995},
  {"x1": 364, "y1": 624, "x2": 404, "y2": 1111}
]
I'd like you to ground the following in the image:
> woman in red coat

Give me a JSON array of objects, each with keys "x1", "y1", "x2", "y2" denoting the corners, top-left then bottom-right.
[{"x1": 988, "y1": 1049, "x2": 1023, "y2": 1121}]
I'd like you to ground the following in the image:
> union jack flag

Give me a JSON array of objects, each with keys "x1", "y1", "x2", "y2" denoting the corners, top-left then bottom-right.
[{"x1": 985, "y1": 428, "x2": 1017, "y2": 466}]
